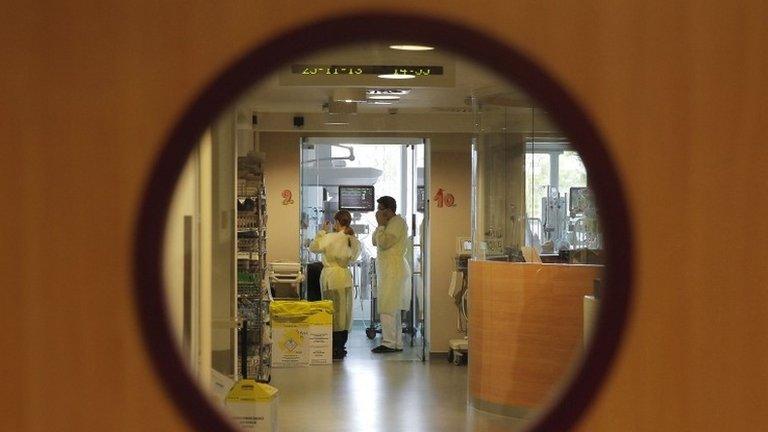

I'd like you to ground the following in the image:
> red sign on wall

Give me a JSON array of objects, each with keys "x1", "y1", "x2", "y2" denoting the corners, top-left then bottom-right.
[
  {"x1": 281, "y1": 189, "x2": 294, "y2": 205},
  {"x1": 434, "y1": 188, "x2": 456, "y2": 208}
]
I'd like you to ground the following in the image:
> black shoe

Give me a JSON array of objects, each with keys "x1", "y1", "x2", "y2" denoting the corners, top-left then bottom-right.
[{"x1": 371, "y1": 345, "x2": 403, "y2": 353}]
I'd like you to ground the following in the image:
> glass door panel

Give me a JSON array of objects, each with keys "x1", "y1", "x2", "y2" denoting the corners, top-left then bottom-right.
[{"x1": 411, "y1": 142, "x2": 427, "y2": 360}]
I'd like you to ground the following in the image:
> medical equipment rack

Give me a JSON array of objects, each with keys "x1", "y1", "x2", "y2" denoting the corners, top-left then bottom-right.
[
  {"x1": 236, "y1": 152, "x2": 271, "y2": 383},
  {"x1": 447, "y1": 254, "x2": 470, "y2": 365}
]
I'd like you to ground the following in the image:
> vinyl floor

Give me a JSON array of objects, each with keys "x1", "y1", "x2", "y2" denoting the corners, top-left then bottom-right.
[{"x1": 269, "y1": 322, "x2": 528, "y2": 432}]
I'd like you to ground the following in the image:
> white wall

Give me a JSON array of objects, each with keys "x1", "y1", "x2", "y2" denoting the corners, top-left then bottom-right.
[
  {"x1": 162, "y1": 147, "x2": 198, "y2": 364},
  {"x1": 427, "y1": 136, "x2": 473, "y2": 353},
  {"x1": 260, "y1": 132, "x2": 301, "y2": 263},
  {"x1": 162, "y1": 131, "x2": 216, "y2": 389},
  {"x1": 210, "y1": 115, "x2": 236, "y2": 375}
]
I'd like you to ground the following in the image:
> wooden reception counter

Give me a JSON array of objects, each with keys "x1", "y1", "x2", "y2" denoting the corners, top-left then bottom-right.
[{"x1": 468, "y1": 260, "x2": 603, "y2": 417}]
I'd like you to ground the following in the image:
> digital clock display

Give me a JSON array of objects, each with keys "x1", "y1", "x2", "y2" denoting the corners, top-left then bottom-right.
[{"x1": 291, "y1": 65, "x2": 443, "y2": 77}]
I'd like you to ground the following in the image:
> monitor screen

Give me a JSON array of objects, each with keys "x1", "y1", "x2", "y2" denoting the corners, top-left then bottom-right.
[
  {"x1": 338, "y1": 186, "x2": 375, "y2": 211},
  {"x1": 569, "y1": 187, "x2": 594, "y2": 216}
]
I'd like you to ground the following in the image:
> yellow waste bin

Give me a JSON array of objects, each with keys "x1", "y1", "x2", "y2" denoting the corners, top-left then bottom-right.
[
  {"x1": 270, "y1": 300, "x2": 334, "y2": 367},
  {"x1": 225, "y1": 379, "x2": 279, "y2": 431}
]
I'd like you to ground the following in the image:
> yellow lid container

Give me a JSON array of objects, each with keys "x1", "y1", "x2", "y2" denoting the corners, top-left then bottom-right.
[
  {"x1": 225, "y1": 379, "x2": 279, "y2": 402},
  {"x1": 270, "y1": 300, "x2": 334, "y2": 321}
]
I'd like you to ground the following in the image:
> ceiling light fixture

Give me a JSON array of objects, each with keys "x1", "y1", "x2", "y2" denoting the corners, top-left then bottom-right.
[
  {"x1": 377, "y1": 73, "x2": 415, "y2": 80},
  {"x1": 367, "y1": 95, "x2": 400, "y2": 100},
  {"x1": 372, "y1": 101, "x2": 393, "y2": 105},
  {"x1": 368, "y1": 88, "x2": 411, "y2": 96},
  {"x1": 389, "y1": 44, "x2": 435, "y2": 51}
]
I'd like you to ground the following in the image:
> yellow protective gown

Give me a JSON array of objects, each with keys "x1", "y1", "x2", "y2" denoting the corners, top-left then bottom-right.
[
  {"x1": 372, "y1": 215, "x2": 412, "y2": 314},
  {"x1": 308, "y1": 230, "x2": 361, "y2": 332}
]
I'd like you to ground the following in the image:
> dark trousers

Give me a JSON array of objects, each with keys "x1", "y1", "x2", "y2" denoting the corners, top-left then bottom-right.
[
  {"x1": 332, "y1": 330, "x2": 349, "y2": 357},
  {"x1": 306, "y1": 262, "x2": 323, "y2": 301}
]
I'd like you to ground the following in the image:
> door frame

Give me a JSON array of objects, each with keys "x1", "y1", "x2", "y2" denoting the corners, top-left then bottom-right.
[{"x1": 298, "y1": 136, "x2": 431, "y2": 360}]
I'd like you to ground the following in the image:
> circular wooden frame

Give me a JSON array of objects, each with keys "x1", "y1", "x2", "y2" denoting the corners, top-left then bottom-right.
[{"x1": 134, "y1": 13, "x2": 633, "y2": 432}]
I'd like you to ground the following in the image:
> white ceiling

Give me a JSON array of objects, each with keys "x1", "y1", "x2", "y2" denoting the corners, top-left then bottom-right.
[{"x1": 234, "y1": 42, "x2": 534, "y2": 115}]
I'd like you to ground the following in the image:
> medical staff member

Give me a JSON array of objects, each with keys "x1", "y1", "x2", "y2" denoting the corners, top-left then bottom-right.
[
  {"x1": 309, "y1": 210, "x2": 361, "y2": 360},
  {"x1": 371, "y1": 196, "x2": 411, "y2": 353}
]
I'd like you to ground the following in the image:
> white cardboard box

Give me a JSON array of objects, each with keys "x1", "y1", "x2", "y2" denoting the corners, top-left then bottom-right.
[
  {"x1": 210, "y1": 368, "x2": 235, "y2": 407},
  {"x1": 272, "y1": 322, "x2": 309, "y2": 368},
  {"x1": 270, "y1": 300, "x2": 334, "y2": 367},
  {"x1": 307, "y1": 310, "x2": 332, "y2": 365}
]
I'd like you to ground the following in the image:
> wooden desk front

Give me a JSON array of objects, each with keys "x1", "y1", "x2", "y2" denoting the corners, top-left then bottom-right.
[{"x1": 469, "y1": 261, "x2": 603, "y2": 415}]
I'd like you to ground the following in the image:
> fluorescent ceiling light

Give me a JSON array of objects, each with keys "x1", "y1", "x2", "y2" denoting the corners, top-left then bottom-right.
[
  {"x1": 389, "y1": 45, "x2": 434, "y2": 51},
  {"x1": 378, "y1": 73, "x2": 415, "y2": 80},
  {"x1": 324, "y1": 121, "x2": 349, "y2": 125},
  {"x1": 368, "y1": 95, "x2": 400, "y2": 100},
  {"x1": 368, "y1": 88, "x2": 411, "y2": 96},
  {"x1": 372, "y1": 101, "x2": 393, "y2": 105}
]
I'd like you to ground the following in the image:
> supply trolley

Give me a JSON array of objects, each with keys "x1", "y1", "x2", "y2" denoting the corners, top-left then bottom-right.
[
  {"x1": 365, "y1": 258, "x2": 379, "y2": 339},
  {"x1": 236, "y1": 151, "x2": 272, "y2": 383},
  {"x1": 447, "y1": 252, "x2": 470, "y2": 365},
  {"x1": 267, "y1": 262, "x2": 304, "y2": 299}
]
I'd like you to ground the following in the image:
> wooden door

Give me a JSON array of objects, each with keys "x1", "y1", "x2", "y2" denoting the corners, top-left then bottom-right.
[{"x1": 2, "y1": 2, "x2": 767, "y2": 430}]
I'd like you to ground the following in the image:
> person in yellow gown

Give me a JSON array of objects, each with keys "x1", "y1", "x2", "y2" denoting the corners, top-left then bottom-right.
[
  {"x1": 309, "y1": 210, "x2": 361, "y2": 360},
  {"x1": 371, "y1": 196, "x2": 411, "y2": 353}
]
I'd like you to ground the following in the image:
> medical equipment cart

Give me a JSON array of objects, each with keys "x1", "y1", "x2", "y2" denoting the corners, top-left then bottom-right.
[
  {"x1": 447, "y1": 253, "x2": 470, "y2": 365},
  {"x1": 236, "y1": 152, "x2": 272, "y2": 383}
]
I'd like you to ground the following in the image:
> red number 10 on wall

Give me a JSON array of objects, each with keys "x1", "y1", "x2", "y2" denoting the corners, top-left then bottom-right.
[{"x1": 434, "y1": 188, "x2": 456, "y2": 208}]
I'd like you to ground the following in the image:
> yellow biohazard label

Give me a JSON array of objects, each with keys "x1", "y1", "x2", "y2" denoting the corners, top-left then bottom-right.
[{"x1": 279, "y1": 328, "x2": 304, "y2": 352}]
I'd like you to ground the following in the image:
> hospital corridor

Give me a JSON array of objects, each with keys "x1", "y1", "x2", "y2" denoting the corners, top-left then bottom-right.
[{"x1": 157, "y1": 40, "x2": 603, "y2": 431}]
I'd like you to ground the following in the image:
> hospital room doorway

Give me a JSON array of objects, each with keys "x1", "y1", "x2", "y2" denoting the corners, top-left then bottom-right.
[{"x1": 299, "y1": 137, "x2": 429, "y2": 361}]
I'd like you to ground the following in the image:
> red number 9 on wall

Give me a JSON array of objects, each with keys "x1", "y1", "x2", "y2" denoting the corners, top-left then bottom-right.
[{"x1": 281, "y1": 189, "x2": 294, "y2": 205}]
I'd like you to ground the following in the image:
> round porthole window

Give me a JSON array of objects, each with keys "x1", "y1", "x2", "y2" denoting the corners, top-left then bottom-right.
[{"x1": 135, "y1": 13, "x2": 632, "y2": 432}]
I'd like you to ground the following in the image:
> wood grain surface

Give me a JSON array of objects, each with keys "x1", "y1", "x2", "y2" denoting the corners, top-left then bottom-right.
[
  {"x1": 2, "y1": 1, "x2": 767, "y2": 431},
  {"x1": 469, "y1": 262, "x2": 602, "y2": 410}
]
